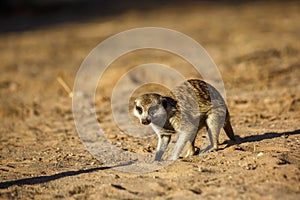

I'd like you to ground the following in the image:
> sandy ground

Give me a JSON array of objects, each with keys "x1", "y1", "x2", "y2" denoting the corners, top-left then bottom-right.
[{"x1": 0, "y1": 1, "x2": 300, "y2": 199}]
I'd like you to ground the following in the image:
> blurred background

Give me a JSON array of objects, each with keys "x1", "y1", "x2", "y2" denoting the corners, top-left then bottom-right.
[
  {"x1": 0, "y1": 1, "x2": 299, "y2": 199},
  {"x1": 0, "y1": 0, "x2": 197, "y2": 32},
  {"x1": 0, "y1": 0, "x2": 275, "y2": 32}
]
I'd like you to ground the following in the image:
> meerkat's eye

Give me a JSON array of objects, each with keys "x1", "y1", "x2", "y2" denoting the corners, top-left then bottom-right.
[{"x1": 135, "y1": 106, "x2": 143, "y2": 114}]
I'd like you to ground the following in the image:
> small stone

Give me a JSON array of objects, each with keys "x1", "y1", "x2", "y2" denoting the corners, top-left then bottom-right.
[
  {"x1": 257, "y1": 152, "x2": 264, "y2": 157},
  {"x1": 190, "y1": 184, "x2": 202, "y2": 195},
  {"x1": 107, "y1": 134, "x2": 117, "y2": 139}
]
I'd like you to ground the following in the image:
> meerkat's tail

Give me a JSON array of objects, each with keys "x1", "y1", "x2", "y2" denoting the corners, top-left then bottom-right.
[{"x1": 223, "y1": 111, "x2": 236, "y2": 141}]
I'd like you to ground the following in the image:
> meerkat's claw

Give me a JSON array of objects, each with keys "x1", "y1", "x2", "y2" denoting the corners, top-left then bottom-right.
[
  {"x1": 202, "y1": 146, "x2": 219, "y2": 153},
  {"x1": 182, "y1": 142, "x2": 196, "y2": 158}
]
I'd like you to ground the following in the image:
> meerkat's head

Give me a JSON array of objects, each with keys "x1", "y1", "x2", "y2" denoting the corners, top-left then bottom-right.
[{"x1": 133, "y1": 93, "x2": 169, "y2": 126}]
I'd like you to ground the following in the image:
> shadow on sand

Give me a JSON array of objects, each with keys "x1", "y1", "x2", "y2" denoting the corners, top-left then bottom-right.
[
  {"x1": 0, "y1": 129, "x2": 299, "y2": 189},
  {"x1": 235, "y1": 129, "x2": 300, "y2": 144},
  {"x1": 0, "y1": 166, "x2": 110, "y2": 189},
  {"x1": 0, "y1": 161, "x2": 138, "y2": 189}
]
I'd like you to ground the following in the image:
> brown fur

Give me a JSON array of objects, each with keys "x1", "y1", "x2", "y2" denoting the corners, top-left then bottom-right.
[{"x1": 133, "y1": 79, "x2": 236, "y2": 161}]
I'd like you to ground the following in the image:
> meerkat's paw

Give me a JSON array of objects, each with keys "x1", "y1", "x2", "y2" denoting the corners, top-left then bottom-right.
[
  {"x1": 202, "y1": 145, "x2": 219, "y2": 153},
  {"x1": 206, "y1": 147, "x2": 218, "y2": 153},
  {"x1": 182, "y1": 144, "x2": 196, "y2": 158}
]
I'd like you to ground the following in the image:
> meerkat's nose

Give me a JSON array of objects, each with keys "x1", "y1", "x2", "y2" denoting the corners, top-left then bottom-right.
[{"x1": 141, "y1": 117, "x2": 151, "y2": 125}]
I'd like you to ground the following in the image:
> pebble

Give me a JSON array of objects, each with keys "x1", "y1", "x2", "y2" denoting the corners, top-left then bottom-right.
[
  {"x1": 107, "y1": 134, "x2": 117, "y2": 139},
  {"x1": 257, "y1": 152, "x2": 264, "y2": 157}
]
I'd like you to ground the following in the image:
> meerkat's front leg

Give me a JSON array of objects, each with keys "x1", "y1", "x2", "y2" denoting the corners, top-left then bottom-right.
[
  {"x1": 155, "y1": 134, "x2": 171, "y2": 161},
  {"x1": 171, "y1": 133, "x2": 189, "y2": 160},
  {"x1": 171, "y1": 128, "x2": 197, "y2": 160}
]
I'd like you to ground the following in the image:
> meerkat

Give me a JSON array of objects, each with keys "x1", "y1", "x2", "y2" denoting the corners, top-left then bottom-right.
[{"x1": 133, "y1": 79, "x2": 236, "y2": 161}]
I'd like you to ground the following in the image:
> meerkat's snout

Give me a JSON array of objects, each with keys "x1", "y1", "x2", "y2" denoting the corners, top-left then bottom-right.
[{"x1": 141, "y1": 116, "x2": 151, "y2": 125}]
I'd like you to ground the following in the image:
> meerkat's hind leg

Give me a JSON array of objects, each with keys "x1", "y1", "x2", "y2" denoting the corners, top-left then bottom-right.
[
  {"x1": 203, "y1": 129, "x2": 219, "y2": 153},
  {"x1": 203, "y1": 113, "x2": 223, "y2": 153},
  {"x1": 155, "y1": 135, "x2": 171, "y2": 161}
]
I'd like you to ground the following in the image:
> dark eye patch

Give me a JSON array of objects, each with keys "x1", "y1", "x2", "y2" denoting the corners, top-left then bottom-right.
[{"x1": 136, "y1": 106, "x2": 143, "y2": 114}]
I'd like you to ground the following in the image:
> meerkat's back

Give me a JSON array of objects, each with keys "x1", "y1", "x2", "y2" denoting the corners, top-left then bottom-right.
[{"x1": 175, "y1": 79, "x2": 235, "y2": 140}]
